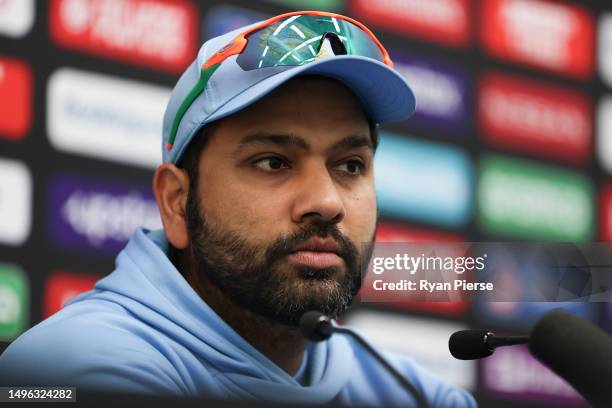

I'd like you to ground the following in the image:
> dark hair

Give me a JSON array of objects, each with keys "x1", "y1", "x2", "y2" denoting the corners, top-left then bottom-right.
[{"x1": 176, "y1": 122, "x2": 219, "y2": 184}]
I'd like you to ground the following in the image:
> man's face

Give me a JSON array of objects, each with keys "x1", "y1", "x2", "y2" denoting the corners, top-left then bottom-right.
[{"x1": 187, "y1": 77, "x2": 377, "y2": 327}]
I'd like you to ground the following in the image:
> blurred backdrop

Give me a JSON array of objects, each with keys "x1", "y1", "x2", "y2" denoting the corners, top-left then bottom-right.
[{"x1": 0, "y1": 0, "x2": 611, "y2": 407}]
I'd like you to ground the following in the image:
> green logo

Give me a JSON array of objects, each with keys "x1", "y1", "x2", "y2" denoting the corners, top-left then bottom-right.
[
  {"x1": 477, "y1": 154, "x2": 594, "y2": 241},
  {"x1": 264, "y1": 0, "x2": 344, "y2": 11},
  {"x1": 0, "y1": 263, "x2": 28, "y2": 341}
]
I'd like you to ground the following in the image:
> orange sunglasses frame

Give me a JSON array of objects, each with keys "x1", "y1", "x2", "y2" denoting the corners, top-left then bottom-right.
[{"x1": 202, "y1": 10, "x2": 394, "y2": 70}]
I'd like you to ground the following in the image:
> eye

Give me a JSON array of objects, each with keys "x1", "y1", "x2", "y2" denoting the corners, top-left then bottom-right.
[
  {"x1": 253, "y1": 156, "x2": 290, "y2": 172},
  {"x1": 337, "y1": 159, "x2": 365, "y2": 175}
]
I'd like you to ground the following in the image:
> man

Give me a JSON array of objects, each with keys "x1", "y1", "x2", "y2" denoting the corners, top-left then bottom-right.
[{"x1": 0, "y1": 11, "x2": 476, "y2": 407}]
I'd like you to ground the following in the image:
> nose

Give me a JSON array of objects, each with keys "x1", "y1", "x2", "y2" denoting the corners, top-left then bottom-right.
[{"x1": 291, "y1": 161, "x2": 345, "y2": 225}]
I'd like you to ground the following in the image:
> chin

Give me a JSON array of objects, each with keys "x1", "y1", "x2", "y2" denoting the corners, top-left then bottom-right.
[{"x1": 285, "y1": 277, "x2": 353, "y2": 308}]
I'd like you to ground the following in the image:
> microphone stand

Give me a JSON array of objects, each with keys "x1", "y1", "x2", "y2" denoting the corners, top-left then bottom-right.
[
  {"x1": 485, "y1": 332, "x2": 529, "y2": 349},
  {"x1": 302, "y1": 312, "x2": 429, "y2": 408},
  {"x1": 334, "y1": 326, "x2": 430, "y2": 408}
]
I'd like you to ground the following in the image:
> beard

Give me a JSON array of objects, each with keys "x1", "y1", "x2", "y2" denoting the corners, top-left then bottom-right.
[{"x1": 185, "y1": 187, "x2": 375, "y2": 327}]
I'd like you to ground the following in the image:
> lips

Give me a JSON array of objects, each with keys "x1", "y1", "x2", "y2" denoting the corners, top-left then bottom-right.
[
  {"x1": 291, "y1": 237, "x2": 341, "y2": 254},
  {"x1": 288, "y1": 238, "x2": 343, "y2": 269}
]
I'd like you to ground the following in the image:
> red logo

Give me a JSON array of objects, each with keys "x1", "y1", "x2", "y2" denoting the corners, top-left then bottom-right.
[
  {"x1": 0, "y1": 57, "x2": 32, "y2": 140},
  {"x1": 348, "y1": 0, "x2": 471, "y2": 47},
  {"x1": 478, "y1": 72, "x2": 592, "y2": 165},
  {"x1": 361, "y1": 222, "x2": 468, "y2": 316},
  {"x1": 43, "y1": 271, "x2": 102, "y2": 317},
  {"x1": 375, "y1": 222, "x2": 464, "y2": 243},
  {"x1": 600, "y1": 184, "x2": 612, "y2": 242},
  {"x1": 48, "y1": 0, "x2": 198, "y2": 73},
  {"x1": 480, "y1": 0, "x2": 594, "y2": 79}
]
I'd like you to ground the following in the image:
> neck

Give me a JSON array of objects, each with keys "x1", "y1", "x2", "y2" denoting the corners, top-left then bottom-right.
[{"x1": 177, "y1": 250, "x2": 308, "y2": 375}]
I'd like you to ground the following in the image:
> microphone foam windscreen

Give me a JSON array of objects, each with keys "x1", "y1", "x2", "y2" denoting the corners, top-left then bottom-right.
[
  {"x1": 448, "y1": 330, "x2": 493, "y2": 360},
  {"x1": 299, "y1": 311, "x2": 331, "y2": 341},
  {"x1": 529, "y1": 310, "x2": 612, "y2": 407}
]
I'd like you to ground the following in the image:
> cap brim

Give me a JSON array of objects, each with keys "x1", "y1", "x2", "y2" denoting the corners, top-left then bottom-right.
[{"x1": 205, "y1": 55, "x2": 416, "y2": 125}]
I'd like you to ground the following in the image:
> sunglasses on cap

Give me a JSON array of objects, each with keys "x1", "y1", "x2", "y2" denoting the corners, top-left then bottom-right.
[{"x1": 167, "y1": 11, "x2": 393, "y2": 151}]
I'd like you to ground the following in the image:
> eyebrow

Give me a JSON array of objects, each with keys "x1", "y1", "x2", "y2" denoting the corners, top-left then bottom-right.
[
  {"x1": 329, "y1": 134, "x2": 374, "y2": 153},
  {"x1": 233, "y1": 132, "x2": 374, "y2": 156}
]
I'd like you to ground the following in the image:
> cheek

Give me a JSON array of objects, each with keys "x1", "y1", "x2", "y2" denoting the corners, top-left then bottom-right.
[
  {"x1": 343, "y1": 186, "x2": 377, "y2": 242},
  {"x1": 199, "y1": 176, "x2": 289, "y2": 242}
]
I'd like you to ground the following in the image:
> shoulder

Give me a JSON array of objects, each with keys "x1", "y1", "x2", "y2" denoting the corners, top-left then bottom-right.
[{"x1": 0, "y1": 295, "x2": 184, "y2": 395}]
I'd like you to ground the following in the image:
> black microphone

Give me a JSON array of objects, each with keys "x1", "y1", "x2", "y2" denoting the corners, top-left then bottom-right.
[
  {"x1": 448, "y1": 330, "x2": 529, "y2": 360},
  {"x1": 529, "y1": 310, "x2": 612, "y2": 408},
  {"x1": 300, "y1": 311, "x2": 430, "y2": 408}
]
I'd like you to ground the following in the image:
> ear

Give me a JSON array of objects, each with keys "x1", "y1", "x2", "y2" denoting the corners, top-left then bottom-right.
[{"x1": 153, "y1": 163, "x2": 191, "y2": 249}]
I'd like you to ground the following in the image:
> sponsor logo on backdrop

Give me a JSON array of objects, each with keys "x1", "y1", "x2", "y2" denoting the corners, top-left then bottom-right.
[
  {"x1": 47, "y1": 68, "x2": 169, "y2": 168},
  {"x1": 599, "y1": 183, "x2": 612, "y2": 241},
  {"x1": 48, "y1": 0, "x2": 197, "y2": 73},
  {"x1": 44, "y1": 271, "x2": 102, "y2": 318},
  {"x1": 0, "y1": 0, "x2": 34, "y2": 38},
  {"x1": 392, "y1": 52, "x2": 470, "y2": 135},
  {"x1": 0, "y1": 57, "x2": 32, "y2": 140},
  {"x1": 481, "y1": 345, "x2": 583, "y2": 405},
  {"x1": 597, "y1": 96, "x2": 612, "y2": 175},
  {"x1": 370, "y1": 222, "x2": 468, "y2": 316},
  {"x1": 375, "y1": 222, "x2": 463, "y2": 243},
  {"x1": 375, "y1": 132, "x2": 473, "y2": 228},
  {"x1": 478, "y1": 72, "x2": 592, "y2": 164},
  {"x1": 349, "y1": 0, "x2": 470, "y2": 47},
  {"x1": 0, "y1": 263, "x2": 28, "y2": 341},
  {"x1": 0, "y1": 159, "x2": 31, "y2": 246},
  {"x1": 344, "y1": 310, "x2": 476, "y2": 390},
  {"x1": 598, "y1": 13, "x2": 612, "y2": 88},
  {"x1": 263, "y1": 0, "x2": 342, "y2": 10},
  {"x1": 477, "y1": 154, "x2": 594, "y2": 241},
  {"x1": 203, "y1": 5, "x2": 268, "y2": 39},
  {"x1": 49, "y1": 174, "x2": 162, "y2": 254},
  {"x1": 480, "y1": 0, "x2": 594, "y2": 79}
]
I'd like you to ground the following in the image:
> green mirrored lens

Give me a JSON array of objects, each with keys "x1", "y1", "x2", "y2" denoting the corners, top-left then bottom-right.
[{"x1": 236, "y1": 15, "x2": 384, "y2": 70}]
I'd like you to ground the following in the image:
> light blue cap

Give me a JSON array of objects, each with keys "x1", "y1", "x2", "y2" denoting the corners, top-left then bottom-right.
[{"x1": 162, "y1": 21, "x2": 416, "y2": 164}]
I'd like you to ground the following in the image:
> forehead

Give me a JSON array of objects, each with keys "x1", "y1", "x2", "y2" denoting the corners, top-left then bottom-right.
[{"x1": 209, "y1": 76, "x2": 371, "y2": 150}]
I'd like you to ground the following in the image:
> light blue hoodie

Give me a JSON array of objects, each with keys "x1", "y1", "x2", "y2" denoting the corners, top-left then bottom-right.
[{"x1": 0, "y1": 229, "x2": 476, "y2": 407}]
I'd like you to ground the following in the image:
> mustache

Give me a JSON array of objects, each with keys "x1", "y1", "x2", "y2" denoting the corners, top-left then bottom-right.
[{"x1": 264, "y1": 220, "x2": 357, "y2": 265}]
